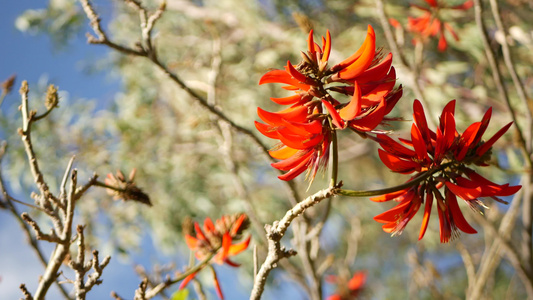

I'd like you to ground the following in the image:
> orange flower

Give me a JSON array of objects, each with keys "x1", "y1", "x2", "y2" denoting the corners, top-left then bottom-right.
[
  {"x1": 407, "y1": 0, "x2": 473, "y2": 51},
  {"x1": 180, "y1": 214, "x2": 250, "y2": 299},
  {"x1": 372, "y1": 100, "x2": 520, "y2": 242},
  {"x1": 326, "y1": 271, "x2": 367, "y2": 300},
  {"x1": 257, "y1": 26, "x2": 402, "y2": 181}
]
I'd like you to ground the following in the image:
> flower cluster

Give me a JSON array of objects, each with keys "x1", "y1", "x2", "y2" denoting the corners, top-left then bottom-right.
[
  {"x1": 372, "y1": 100, "x2": 521, "y2": 242},
  {"x1": 256, "y1": 25, "x2": 402, "y2": 181},
  {"x1": 180, "y1": 214, "x2": 250, "y2": 299},
  {"x1": 406, "y1": 0, "x2": 473, "y2": 51},
  {"x1": 326, "y1": 271, "x2": 367, "y2": 300}
]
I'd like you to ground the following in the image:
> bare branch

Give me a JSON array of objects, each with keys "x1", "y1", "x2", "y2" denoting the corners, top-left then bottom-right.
[
  {"x1": 134, "y1": 278, "x2": 149, "y2": 300},
  {"x1": 19, "y1": 81, "x2": 52, "y2": 205},
  {"x1": 250, "y1": 184, "x2": 341, "y2": 299},
  {"x1": 489, "y1": 0, "x2": 532, "y2": 153},
  {"x1": 21, "y1": 213, "x2": 62, "y2": 243},
  {"x1": 20, "y1": 284, "x2": 34, "y2": 300},
  {"x1": 79, "y1": 0, "x2": 146, "y2": 56}
]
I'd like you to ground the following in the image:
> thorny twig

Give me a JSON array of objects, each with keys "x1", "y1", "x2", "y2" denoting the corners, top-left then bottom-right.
[
  {"x1": 0, "y1": 143, "x2": 72, "y2": 299},
  {"x1": 69, "y1": 225, "x2": 111, "y2": 300},
  {"x1": 14, "y1": 82, "x2": 111, "y2": 300},
  {"x1": 250, "y1": 184, "x2": 341, "y2": 299}
]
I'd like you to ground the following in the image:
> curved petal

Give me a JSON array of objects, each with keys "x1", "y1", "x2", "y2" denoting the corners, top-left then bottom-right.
[
  {"x1": 282, "y1": 119, "x2": 324, "y2": 135},
  {"x1": 277, "y1": 130, "x2": 322, "y2": 150},
  {"x1": 321, "y1": 30, "x2": 332, "y2": 63},
  {"x1": 447, "y1": 189, "x2": 478, "y2": 234},
  {"x1": 373, "y1": 197, "x2": 413, "y2": 223},
  {"x1": 321, "y1": 99, "x2": 345, "y2": 129},
  {"x1": 254, "y1": 121, "x2": 280, "y2": 139},
  {"x1": 376, "y1": 134, "x2": 416, "y2": 158},
  {"x1": 194, "y1": 222, "x2": 208, "y2": 244},
  {"x1": 378, "y1": 149, "x2": 419, "y2": 174},
  {"x1": 204, "y1": 217, "x2": 216, "y2": 234},
  {"x1": 476, "y1": 122, "x2": 513, "y2": 156},
  {"x1": 456, "y1": 121, "x2": 481, "y2": 161},
  {"x1": 257, "y1": 106, "x2": 308, "y2": 126},
  {"x1": 413, "y1": 99, "x2": 432, "y2": 145},
  {"x1": 179, "y1": 272, "x2": 197, "y2": 290},
  {"x1": 278, "y1": 153, "x2": 313, "y2": 181},
  {"x1": 231, "y1": 214, "x2": 247, "y2": 236},
  {"x1": 271, "y1": 150, "x2": 313, "y2": 171},
  {"x1": 349, "y1": 97, "x2": 386, "y2": 132},
  {"x1": 228, "y1": 235, "x2": 251, "y2": 256},
  {"x1": 259, "y1": 69, "x2": 310, "y2": 91},
  {"x1": 339, "y1": 81, "x2": 362, "y2": 120},
  {"x1": 336, "y1": 27, "x2": 376, "y2": 80},
  {"x1": 353, "y1": 52, "x2": 393, "y2": 84},
  {"x1": 307, "y1": 29, "x2": 316, "y2": 55},
  {"x1": 384, "y1": 85, "x2": 403, "y2": 115},
  {"x1": 445, "y1": 181, "x2": 482, "y2": 200},
  {"x1": 472, "y1": 107, "x2": 492, "y2": 146},
  {"x1": 332, "y1": 25, "x2": 375, "y2": 71},
  {"x1": 286, "y1": 61, "x2": 309, "y2": 84},
  {"x1": 418, "y1": 191, "x2": 433, "y2": 240},
  {"x1": 270, "y1": 94, "x2": 302, "y2": 105},
  {"x1": 269, "y1": 146, "x2": 299, "y2": 160},
  {"x1": 411, "y1": 124, "x2": 430, "y2": 163},
  {"x1": 184, "y1": 234, "x2": 199, "y2": 250},
  {"x1": 370, "y1": 188, "x2": 409, "y2": 202}
]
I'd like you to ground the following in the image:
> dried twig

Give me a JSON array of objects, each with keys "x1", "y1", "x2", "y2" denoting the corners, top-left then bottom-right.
[
  {"x1": 69, "y1": 225, "x2": 111, "y2": 299},
  {"x1": 250, "y1": 184, "x2": 341, "y2": 299},
  {"x1": 14, "y1": 82, "x2": 110, "y2": 300}
]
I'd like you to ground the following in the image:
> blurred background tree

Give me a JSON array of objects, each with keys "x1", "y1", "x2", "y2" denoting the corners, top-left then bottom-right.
[{"x1": 2, "y1": 0, "x2": 532, "y2": 299}]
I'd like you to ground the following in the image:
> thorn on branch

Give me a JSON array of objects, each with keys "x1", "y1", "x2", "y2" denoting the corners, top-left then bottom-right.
[
  {"x1": 111, "y1": 291, "x2": 125, "y2": 300},
  {"x1": 134, "y1": 278, "x2": 149, "y2": 300},
  {"x1": 20, "y1": 284, "x2": 34, "y2": 300},
  {"x1": 21, "y1": 212, "x2": 62, "y2": 243},
  {"x1": 280, "y1": 247, "x2": 298, "y2": 258}
]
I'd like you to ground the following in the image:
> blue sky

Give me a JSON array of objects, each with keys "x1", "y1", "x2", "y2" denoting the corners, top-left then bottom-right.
[{"x1": 0, "y1": 2, "x2": 143, "y2": 299}]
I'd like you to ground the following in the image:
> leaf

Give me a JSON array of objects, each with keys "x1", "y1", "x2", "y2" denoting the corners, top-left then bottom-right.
[{"x1": 170, "y1": 289, "x2": 189, "y2": 300}]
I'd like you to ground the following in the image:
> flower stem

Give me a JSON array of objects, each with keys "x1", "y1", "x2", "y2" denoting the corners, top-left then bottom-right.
[
  {"x1": 171, "y1": 250, "x2": 217, "y2": 284},
  {"x1": 330, "y1": 129, "x2": 338, "y2": 188},
  {"x1": 338, "y1": 163, "x2": 452, "y2": 197}
]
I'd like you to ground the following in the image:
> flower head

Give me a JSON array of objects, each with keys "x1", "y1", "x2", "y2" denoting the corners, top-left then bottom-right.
[
  {"x1": 180, "y1": 213, "x2": 251, "y2": 299},
  {"x1": 104, "y1": 169, "x2": 151, "y2": 206},
  {"x1": 372, "y1": 100, "x2": 520, "y2": 242},
  {"x1": 407, "y1": 0, "x2": 473, "y2": 51},
  {"x1": 257, "y1": 25, "x2": 402, "y2": 181},
  {"x1": 326, "y1": 271, "x2": 367, "y2": 300}
]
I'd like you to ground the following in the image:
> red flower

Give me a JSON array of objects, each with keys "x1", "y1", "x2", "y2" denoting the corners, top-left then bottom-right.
[
  {"x1": 257, "y1": 25, "x2": 402, "y2": 181},
  {"x1": 372, "y1": 100, "x2": 520, "y2": 242},
  {"x1": 326, "y1": 271, "x2": 366, "y2": 300},
  {"x1": 407, "y1": 0, "x2": 473, "y2": 51},
  {"x1": 180, "y1": 214, "x2": 251, "y2": 299}
]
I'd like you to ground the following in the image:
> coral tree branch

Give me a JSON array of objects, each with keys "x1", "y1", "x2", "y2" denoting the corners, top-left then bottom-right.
[{"x1": 250, "y1": 184, "x2": 341, "y2": 299}]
